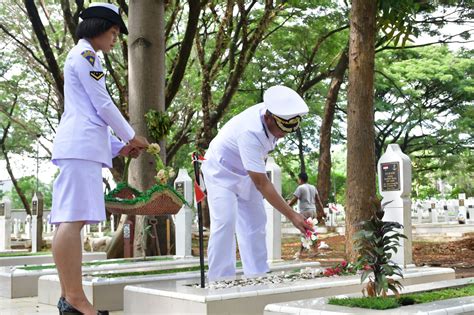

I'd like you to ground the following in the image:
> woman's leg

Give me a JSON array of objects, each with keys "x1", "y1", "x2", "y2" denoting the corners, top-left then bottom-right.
[
  {"x1": 53, "y1": 228, "x2": 65, "y2": 298},
  {"x1": 52, "y1": 221, "x2": 96, "y2": 315}
]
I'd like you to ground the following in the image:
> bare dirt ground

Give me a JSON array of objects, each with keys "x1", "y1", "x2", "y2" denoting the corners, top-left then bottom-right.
[
  {"x1": 193, "y1": 232, "x2": 474, "y2": 278},
  {"x1": 280, "y1": 233, "x2": 474, "y2": 278}
]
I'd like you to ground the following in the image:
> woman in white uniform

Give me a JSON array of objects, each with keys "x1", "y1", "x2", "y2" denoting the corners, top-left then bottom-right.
[
  {"x1": 50, "y1": 3, "x2": 148, "y2": 315},
  {"x1": 202, "y1": 85, "x2": 312, "y2": 281}
]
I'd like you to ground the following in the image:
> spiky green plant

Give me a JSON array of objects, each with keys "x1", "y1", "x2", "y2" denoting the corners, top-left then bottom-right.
[{"x1": 354, "y1": 201, "x2": 407, "y2": 297}]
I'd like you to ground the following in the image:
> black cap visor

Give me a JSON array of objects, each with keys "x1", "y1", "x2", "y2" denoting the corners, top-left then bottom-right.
[{"x1": 80, "y1": 7, "x2": 128, "y2": 35}]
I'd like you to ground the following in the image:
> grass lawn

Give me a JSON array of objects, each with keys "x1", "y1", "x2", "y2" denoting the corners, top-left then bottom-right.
[
  {"x1": 328, "y1": 284, "x2": 474, "y2": 310},
  {"x1": 17, "y1": 256, "x2": 173, "y2": 271}
]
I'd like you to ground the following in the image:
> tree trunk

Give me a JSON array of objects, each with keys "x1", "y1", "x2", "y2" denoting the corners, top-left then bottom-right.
[
  {"x1": 24, "y1": 0, "x2": 64, "y2": 107},
  {"x1": 1, "y1": 144, "x2": 31, "y2": 214},
  {"x1": 345, "y1": 0, "x2": 377, "y2": 262},
  {"x1": 128, "y1": 0, "x2": 170, "y2": 257},
  {"x1": 296, "y1": 128, "x2": 306, "y2": 174},
  {"x1": 316, "y1": 49, "x2": 348, "y2": 210}
]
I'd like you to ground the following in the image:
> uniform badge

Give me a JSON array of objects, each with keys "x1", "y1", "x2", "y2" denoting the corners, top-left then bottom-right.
[
  {"x1": 90, "y1": 71, "x2": 104, "y2": 81},
  {"x1": 81, "y1": 50, "x2": 95, "y2": 66}
]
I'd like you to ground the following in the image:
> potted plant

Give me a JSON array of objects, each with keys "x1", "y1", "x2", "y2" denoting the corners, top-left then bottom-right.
[{"x1": 354, "y1": 200, "x2": 407, "y2": 298}]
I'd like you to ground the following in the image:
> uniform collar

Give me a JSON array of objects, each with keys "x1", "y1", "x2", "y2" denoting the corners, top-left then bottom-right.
[{"x1": 78, "y1": 39, "x2": 96, "y2": 52}]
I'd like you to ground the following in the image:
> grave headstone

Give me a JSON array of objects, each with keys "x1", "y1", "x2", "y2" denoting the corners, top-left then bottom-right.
[
  {"x1": 265, "y1": 156, "x2": 282, "y2": 262},
  {"x1": 110, "y1": 215, "x2": 115, "y2": 233},
  {"x1": 0, "y1": 198, "x2": 12, "y2": 250},
  {"x1": 174, "y1": 169, "x2": 193, "y2": 257},
  {"x1": 124, "y1": 219, "x2": 134, "y2": 258},
  {"x1": 13, "y1": 218, "x2": 20, "y2": 239},
  {"x1": 430, "y1": 202, "x2": 438, "y2": 223},
  {"x1": 30, "y1": 193, "x2": 42, "y2": 253},
  {"x1": 377, "y1": 144, "x2": 413, "y2": 267},
  {"x1": 25, "y1": 215, "x2": 31, "y2": 239},
  {"x1": 46, "y1": 215, "x2": 52, "y2": 233},
  {"x1": 458, "y1": 193, "x2": 467, "y2": 224}
]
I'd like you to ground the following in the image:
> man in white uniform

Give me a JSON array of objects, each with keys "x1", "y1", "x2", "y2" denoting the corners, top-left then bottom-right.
[{"x1": 202, "y1": 85, "x2": 312, "y2": 280}]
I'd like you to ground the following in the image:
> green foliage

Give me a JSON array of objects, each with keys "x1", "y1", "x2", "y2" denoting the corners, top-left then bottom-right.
[
  {"x1": 328, "y1": 284, "x2": 474, "y2": 310},
  {"x1": 374, "y1": 46, "x2": 474, "y2": 198},
  {"x1": 145, "y1": 110, "x2": 172, "y2": 142},
  {"x1": 354, "y1": 202, "x2": 407, "y2": 297},
  {"x1": 6, "y1": 176, "x2": 52, "y2": 209}
]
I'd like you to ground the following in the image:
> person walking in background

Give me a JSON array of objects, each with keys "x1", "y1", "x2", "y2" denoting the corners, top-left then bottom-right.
[
  {"x1": 50, "y1": 3, "x2": 148, "y2": 315},
  {"x1": 288, "y1": 172, "x2": 325, "y2": 259}
]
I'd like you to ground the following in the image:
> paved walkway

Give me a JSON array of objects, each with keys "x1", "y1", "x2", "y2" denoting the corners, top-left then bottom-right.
[{"x1": 0, "y1": 296, "x2": 123, "y2": 315}]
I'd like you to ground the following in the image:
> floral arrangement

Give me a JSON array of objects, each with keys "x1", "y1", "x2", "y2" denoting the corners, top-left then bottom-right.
[
  {"x1": 301, "y1": 217, "x2": 318, "y2": 249},
  {"x1": 147, "y1": 143, "x2": 176, "y2": 184},
  {"x1": 323, "y1": 260, "x2": 362, "y2": 277}
]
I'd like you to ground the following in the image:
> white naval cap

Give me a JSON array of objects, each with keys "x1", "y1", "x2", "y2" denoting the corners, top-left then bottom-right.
[
  {"x1": 263, "y1": 85, "x2": 309, "y2": 132},
  {"x1": 80, "y1": 3, "x2": 128, "y2": 35}
]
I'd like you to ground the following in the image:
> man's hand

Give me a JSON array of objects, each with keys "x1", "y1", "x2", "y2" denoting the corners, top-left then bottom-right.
[
  {"x1": 289, "y1": 212, "x2": 312, "y2": 234},
  {"x1": 248, "y1": 170, "x2": 312, "y2": 234}
]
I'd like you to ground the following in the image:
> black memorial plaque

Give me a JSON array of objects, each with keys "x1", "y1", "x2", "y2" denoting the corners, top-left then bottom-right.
[
  {"x1": 381, "y1": 161, "x2": 400, "y2": 192},
  {"x1": 175, "y1": 182, "x2": 185, "y2": 197}
]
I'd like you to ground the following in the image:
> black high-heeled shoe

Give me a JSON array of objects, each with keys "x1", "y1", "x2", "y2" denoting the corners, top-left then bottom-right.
[
  {"x1": 60, "y1": 299, "x2": 82, "y2": 315},
  {"x1": 57, "y1": 296, "x2": 65, "y2": 315},
  {"x1": 60, "y1": 299, "x2": 109, "y2": 315}
]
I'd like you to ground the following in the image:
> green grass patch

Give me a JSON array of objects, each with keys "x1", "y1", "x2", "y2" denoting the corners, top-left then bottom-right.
[
  {"x1": 17, "y1": 256, "x2": 173, "y2": 271},
  {"x1": 328, "y1": 284, "x2": 474, "y2": 310},
  {"x1": 0, "y1": 251, "x2": 51, "y2": 258},
  {"x1": 96, "y1": 262, "x2": 242, "y2": 279}
]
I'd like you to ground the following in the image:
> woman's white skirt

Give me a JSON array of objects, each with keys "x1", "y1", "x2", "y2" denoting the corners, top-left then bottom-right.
[{"x1": 50, "y1": 159, "x2": 105, "y2": 225}]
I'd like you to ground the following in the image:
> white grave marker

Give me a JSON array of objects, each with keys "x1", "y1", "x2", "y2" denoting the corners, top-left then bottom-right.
[
  {"x1": 0, "y1": 198, "x2": 12, "y2": 250},
  {"x1": 458, "y1": 193, "x2": 467, "y2": 224},
  {"x1": 265, "y1": 157, "x2": 282, "y2": 262},
  {"x1": 174, "y1": 169, "x2": 193, "y2": 257},
  {"x1": 377, "y1": 144, "x2": 413, "y2": 267}
]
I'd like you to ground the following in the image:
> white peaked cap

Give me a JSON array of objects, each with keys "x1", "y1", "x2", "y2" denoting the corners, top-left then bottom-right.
[
  {"x1": 90, "y1": 3, "x2": 120, "y2": 15},
  {"x1": 263, "y1": 86, "x2": 309, "y2": 120}
]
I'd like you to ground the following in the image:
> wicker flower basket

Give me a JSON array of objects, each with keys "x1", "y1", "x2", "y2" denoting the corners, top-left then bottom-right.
[{"x1": 105, "y1": 182, "x2": 185, "y2": 216}]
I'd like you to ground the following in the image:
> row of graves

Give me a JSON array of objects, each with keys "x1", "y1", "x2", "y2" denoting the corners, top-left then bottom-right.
[{"x1": 0, "y1": 144, "x2": 472, "y2": 314}]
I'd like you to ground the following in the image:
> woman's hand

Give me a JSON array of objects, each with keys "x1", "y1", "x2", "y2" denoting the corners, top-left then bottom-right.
[
  {"x1": 119, "y1": 145, "x2": 141, "y2": 158},
  {"x1": 128, "y1": 135, "x2": 149, "y2": 151}
]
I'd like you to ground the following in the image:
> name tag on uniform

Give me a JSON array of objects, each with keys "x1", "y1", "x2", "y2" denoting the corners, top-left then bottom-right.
[{"x1": 90, "y1": 71, "x2": 104, "y2": 81}]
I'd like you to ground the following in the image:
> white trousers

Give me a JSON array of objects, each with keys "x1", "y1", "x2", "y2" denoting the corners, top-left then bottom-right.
[{"x1": 205, "y1": 181, "x2": 269, "y2": 281}]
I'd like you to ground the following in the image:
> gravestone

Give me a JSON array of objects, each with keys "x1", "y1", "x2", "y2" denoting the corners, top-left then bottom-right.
[
  {"x1": 0, "y1": 197, "x2": 12, "y2": 251},
  {"x1": 430, "y1": 201, "x2": 438, "y2": 223},
  {"x1": 30, "y1": 192, "x2": 44, "y2": 252},
  {"x1": 377, "y1": 144, "x2": 413, "y2": 267},
  {"x1": 110, "y1": 215, "x2": 115, "y2": 233},
  {"x1": 458, "y1": 193, "x2": 467, "y2": 224},
  {"x1": 174, "y1": 168, "x2": 193, "y2": 257},
  {"x1": 265, "y1": 156, "x2": 282, "y2": 262},
  {"x1": 25, "y1": 215, "x2": 31, "y2": 239},
  {"x1": 13, "y1": 218, "x2": 20, "y2": 239}
]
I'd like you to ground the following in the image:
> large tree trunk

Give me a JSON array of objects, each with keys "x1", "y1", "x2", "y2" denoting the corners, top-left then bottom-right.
[
  {"x1": 345, "y1": 0, "x2": 377, "y2": 262},
  {"x1": 296, "y1": 128, "x2": 306, "y2": 174},
  {"x1": 24, "y1": 0, "x2": 64, "y2": 107},
  {"x1": 316, "y1": 49, "x2": 348, "y2": 211},
  {"x1": 1, "y1": 144, "x2": 31, "y2": 214},
  {"x1": 127, "y1": 0, "x2": 169, "y2": 257}
]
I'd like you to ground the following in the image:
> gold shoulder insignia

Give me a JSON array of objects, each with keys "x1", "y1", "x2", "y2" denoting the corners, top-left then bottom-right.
[
  {"x1": 90, "y1": 71, "x2": 104, "y2": 81},
  {"x1": 81, "y1": 50, "x2": 95, "y2": 66}
]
